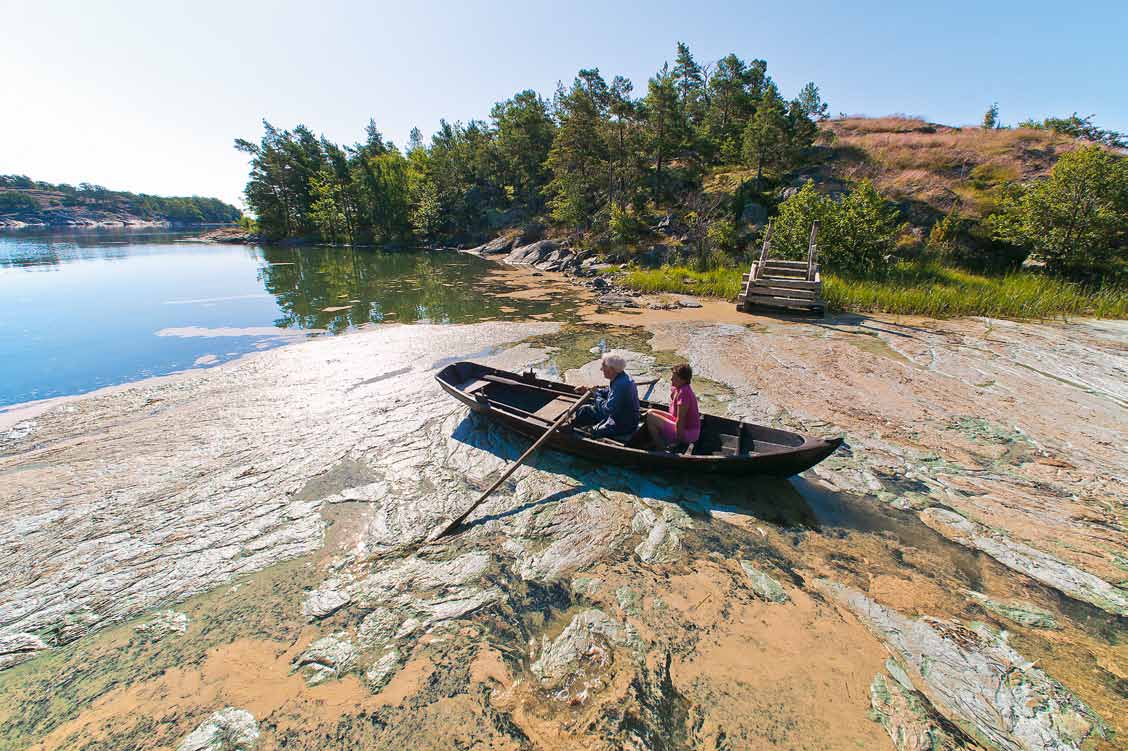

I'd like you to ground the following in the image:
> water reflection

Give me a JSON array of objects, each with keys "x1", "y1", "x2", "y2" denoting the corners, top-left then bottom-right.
[{"x1": 0, "y1": 230, "x2": 574, "y2": 406}]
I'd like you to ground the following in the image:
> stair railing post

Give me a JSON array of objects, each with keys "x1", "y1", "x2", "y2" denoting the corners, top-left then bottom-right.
[
  {"x1": 806, "y1": 221, "x2": 819, "y2": 282},
  {"x1": 754, "y1": 220, "x2": 772, "y2": 281}
]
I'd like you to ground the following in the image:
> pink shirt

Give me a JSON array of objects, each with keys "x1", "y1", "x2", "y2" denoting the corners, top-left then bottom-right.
[{"x1": 669, "y1": 384, "x2": 701, "y2": 443}]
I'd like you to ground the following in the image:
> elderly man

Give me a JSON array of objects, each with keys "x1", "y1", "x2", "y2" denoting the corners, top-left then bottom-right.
[{"x1": 571, "y1": 354, "x2": 640, "y2": 440}]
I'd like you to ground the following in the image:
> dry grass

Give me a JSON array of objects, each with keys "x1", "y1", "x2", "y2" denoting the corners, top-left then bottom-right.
[{"x1": 821, "y1": 117, "x2": 1077, "y2": 218}]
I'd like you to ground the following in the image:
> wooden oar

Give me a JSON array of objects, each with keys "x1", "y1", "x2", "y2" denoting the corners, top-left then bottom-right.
[{"x1": 428, "y1": 387, "x2": 596, "y2": 540}]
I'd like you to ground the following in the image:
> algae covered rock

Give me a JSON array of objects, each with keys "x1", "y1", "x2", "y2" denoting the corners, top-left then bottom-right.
[
  {"x1": 822, "y1": 580, "x2": 1108, "y2": 751},
  {"x1": 531, "y1": 609, "x2": 640, "y2": 698},
  {"x1": 293, "y1": 633, "x2": 357, "y2": 685},
  {"x1": 965, "y1": 590, "x2": 1059, "y2": 629},
  {"x1": 177, "y1": 707, "x2": 259, "y2": 751},
  {"x1": 739, "y1": 561, "x2": 791, "y2": 603}
]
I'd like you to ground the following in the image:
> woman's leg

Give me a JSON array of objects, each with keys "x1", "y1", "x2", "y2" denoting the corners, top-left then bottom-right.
[{"x1": 646, "y1": 410, "x2": 675, "y2": 448}]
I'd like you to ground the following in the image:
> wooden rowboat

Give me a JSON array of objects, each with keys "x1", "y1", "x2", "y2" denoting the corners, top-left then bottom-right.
[{"x1": 436, "y1": 361, "x2": 843, "y2": 477}]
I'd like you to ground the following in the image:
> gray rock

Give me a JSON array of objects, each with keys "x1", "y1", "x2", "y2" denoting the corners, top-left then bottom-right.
[
  {"x1": 678, "y1": 298, "x2": 703, "y2": 309},
  {"x1": 364, "y1": 648, "x2": 402, "y2": 691},
  {"x1": 505, "y1": 240, "x2": 576, "y2": 271},
  {"x1": 293, "y1": 633, "x2": 357, "y2": 685},
  {"x1": 531, "y1": 609, "x2": 638, "y2": 690},
  {"x1": 301, "y1": 581, "x2": 351, "y2": 620},
  {"x1": 920, "y1": 507, "x2": 1128, "y2": 616},
  {"x1": 467, "y1": 235, "x2": 515, "y2": 255},
  {"x1": 870, "y1": 672, "x2": 962, "y2": 751},
  {"x1": 965, "y1": 590, "x2": 1059, "y2": 629},
  {"x1": 177, "y1": 707, "x2": 259, "y2": 751},
  {"x1": 739, "y1": 561, "x2": 791, "y2": 603},
  {"x1": 0, "y1": 632, "x2": 48, "y2": 670},
  {"x1": 821, "y1": 580, "x2": 1108, "y2": 751},
  {"x1": 597, "y1": 294, "x2": 638, "y2": 308}
]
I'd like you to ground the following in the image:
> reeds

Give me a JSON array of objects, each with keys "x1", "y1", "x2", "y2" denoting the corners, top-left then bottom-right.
[{"x1": 618, "y1": 262, "x2": 1128, "y2": 320}]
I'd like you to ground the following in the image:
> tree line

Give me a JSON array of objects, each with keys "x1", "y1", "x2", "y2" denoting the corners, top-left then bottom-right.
[
  {"x1": 236, "y1": 43, "x2": 827, "y2": 247},
  {"x1": 0, "y1": 175, "x2": 241, "y2": 224}
]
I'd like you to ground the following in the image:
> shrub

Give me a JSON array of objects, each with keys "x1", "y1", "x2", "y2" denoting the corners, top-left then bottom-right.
[
  {"x1": 988, "y1": 145, "x2": 1128, "y2": 275},
  {"x1": 772, "y1": 180, "x2": 902, "y2": 273}
]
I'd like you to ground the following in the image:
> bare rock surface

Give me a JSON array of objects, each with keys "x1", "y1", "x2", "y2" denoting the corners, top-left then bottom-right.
[
  {"x1": 0, "y1": 322, "x2": 557, "y2": 647},
  {"x1": 823, "y1": 580, "x2": 1108, "y2": 751},
  {"x1": 2, "y1": 314, "x2": 1125, "y2": 750},
  {"x1": 920, "y1": 507, "x2": 1128, "y2": 616},
  {"x1": 177, "y1": 707, "x2": 259, "y2": 751},
  {"x1": 0, "y1": 632, "x2": 48, "y2": 670}
]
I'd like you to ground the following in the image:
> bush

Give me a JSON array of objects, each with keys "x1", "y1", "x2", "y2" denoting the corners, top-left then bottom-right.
[
  {"x1": 0, "y1": 191, "x2": 39, "y2": 213},
  {"x1": 988, "y1": 145, "x2": 1128, "y2": 275},
  {"x1": 771, "y1": 180, "x2": 902, "y2": 273}
]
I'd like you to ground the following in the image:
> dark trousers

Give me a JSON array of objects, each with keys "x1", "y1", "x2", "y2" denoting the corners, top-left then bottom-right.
[{"x1": 572, "y1": 404, "x2": 605, "y2": 428}]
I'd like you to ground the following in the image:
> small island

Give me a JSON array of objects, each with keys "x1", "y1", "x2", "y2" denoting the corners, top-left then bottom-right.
[{"x1": 0, "y1": 175, "x2": 241, "y2": 229}]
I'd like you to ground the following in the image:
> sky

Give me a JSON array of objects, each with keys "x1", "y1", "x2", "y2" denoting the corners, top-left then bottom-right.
[{"x1": 3, "y1": 0, "x2": 1126, "y2": 209}]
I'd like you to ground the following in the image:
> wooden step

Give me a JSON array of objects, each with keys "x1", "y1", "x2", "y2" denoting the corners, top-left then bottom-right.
[
  {"x1": 746, "y1": 284, "x2": 818, "y2": 300},
  {"x1": 762, "y1": 260, "x2": 808, "y2": 268},
  {"x1": 742, "y1": 293, "x2": 824, "y2": 309},
  {"x1": 757, "y1": 278, "x2": 819, "y2": 290},
  {"x1": 761, "y1": 272, "x2": 810, "y2": 281}
]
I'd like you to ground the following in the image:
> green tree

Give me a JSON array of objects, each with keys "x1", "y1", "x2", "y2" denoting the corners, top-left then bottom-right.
[
  {"x1": 989, "y1": 145, "x2": 1128, "y2": 273},
  {"x1": 1018, "y1": 113, "x2": 1126, "y2": 148},
  {"x1": 741, "y1": 88, "x2": 788, "y2": 184},
  {"x1": 983, "y1": 103, "x2": 1000, "y2": 129},
  {"x1": 644, "y1": 63, "x2": 683, "y2": 201},
  {"x1": 491, "y1": 90, "x2": 555, "y2": 210},
  {"x1": 796, "y1": 82, "x2": 829, "y2": 121},
  {"x1": 672, "y1": 42, "x2": 705, "y2": 126},
  {"x1": 546, "y1": 70, "x2": 611, "y2": 229}
]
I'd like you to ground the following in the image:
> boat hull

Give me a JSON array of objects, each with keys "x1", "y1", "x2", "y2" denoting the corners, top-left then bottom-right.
[{"x1": 436, "y1": 361, "x2": 843, "y2": 478}]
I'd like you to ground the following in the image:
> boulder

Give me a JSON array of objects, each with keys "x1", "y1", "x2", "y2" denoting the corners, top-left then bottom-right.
[
  {"x1": 531, "y1": 609, "x2": 638, "y2": 691},
  {"x1": 293, "y1": 633, "x2": 357, "y2": 685},
  {"x1": 467, "y1": 235, "x2": 515, "y2": 255},
  {"x1": 739, "y1": 561, "x2": 791, "y2": 603},
  {"x1": 177, "y1": 708, "x2": 259, "y2": 751}
]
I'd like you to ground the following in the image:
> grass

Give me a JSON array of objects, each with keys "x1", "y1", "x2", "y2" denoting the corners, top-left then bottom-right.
[
  {"x1": 618, "y1": 262, "x2": 1128, "y2": 320},
  {"x1": 819, "y1": 117, "x2": 1076, "y2": 218}
]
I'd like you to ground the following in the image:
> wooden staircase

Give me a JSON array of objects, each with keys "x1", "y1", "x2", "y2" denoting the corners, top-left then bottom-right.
[{"x1": 737, "y1": 221, "x2": 825, "y2": 315}]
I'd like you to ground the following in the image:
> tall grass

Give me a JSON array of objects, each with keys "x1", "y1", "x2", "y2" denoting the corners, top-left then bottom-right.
[{"x1": 618, "y1": 262, "x2": 1128, "y2": 320}]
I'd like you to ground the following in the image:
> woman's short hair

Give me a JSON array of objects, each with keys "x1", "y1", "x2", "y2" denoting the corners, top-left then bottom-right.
[
  {"x1": 672, "y1": 363, "x2": 692, "y2": 382},
  {"x1": 602, "y1": 353, "x2": 626, "y2": 372}
]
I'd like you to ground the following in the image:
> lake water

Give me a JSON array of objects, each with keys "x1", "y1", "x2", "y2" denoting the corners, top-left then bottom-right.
[{"x1": 0, "y1": 229, "x2": 568, "y2": 407}]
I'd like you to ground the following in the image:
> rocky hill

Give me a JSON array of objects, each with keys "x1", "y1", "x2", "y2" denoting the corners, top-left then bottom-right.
[{"x1": 0, "y1": 176, "x2": 241, "y2": 229}]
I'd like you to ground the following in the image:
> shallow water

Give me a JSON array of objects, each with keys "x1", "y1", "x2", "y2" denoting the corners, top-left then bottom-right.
[{"x1": 0, "y1": 230, "x2": 570, "y2": 406}]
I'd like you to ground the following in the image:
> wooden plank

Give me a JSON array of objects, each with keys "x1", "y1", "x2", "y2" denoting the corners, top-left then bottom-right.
[
  {"x1": 762, "y1": 260, "x2": 807, "y2": 268},
  {"x1": 755, "y1": 278, "x2": 819, "y2": 290},
  {"x1": 744, "y1": 294, "x2": 823, "y2": 309},
  {"x1": 533, "y1": 397, "x2": 575, "y2": 422},
  {"x1": 747, "y1": 285, "x2": 818, "y2": 300}
]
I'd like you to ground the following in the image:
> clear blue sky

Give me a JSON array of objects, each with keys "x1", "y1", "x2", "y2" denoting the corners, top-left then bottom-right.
[{"x1": 4, "y1": 0, "x2": 1126, "y2": 208}]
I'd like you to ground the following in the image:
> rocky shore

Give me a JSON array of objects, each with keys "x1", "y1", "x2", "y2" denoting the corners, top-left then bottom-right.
[{"x1": 1, "y1": 300, "x2": 1125, "y2": 749}]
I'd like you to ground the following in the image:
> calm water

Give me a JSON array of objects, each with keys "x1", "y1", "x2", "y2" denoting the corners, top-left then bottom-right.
[{"x1": 0, "y1": 229, "x2": 567, "y2": 407}]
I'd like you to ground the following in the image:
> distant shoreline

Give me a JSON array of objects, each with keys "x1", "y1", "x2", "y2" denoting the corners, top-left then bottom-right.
[{"x1": 0, "y1": 220, "x2": 237, "y2": 231}]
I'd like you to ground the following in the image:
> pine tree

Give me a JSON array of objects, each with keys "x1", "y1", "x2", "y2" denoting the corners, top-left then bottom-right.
[{"x1": 983, "y1": 103, "x2": 1000, "y2": 129}]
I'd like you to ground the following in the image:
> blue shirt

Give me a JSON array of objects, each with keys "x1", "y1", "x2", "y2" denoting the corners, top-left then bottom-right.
[{"x1": 591, "y1": 371, "x2": 640, "y2": 438}]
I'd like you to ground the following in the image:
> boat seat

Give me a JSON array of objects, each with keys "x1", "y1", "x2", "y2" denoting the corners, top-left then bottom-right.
[{"x1": 461, "y1": 378, "x2": 492, "y2": 394}]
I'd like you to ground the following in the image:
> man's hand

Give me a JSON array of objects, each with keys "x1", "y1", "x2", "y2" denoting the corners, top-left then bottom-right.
[{"x1": 577, "y1": 385, "x2": 591, "y2": 394}]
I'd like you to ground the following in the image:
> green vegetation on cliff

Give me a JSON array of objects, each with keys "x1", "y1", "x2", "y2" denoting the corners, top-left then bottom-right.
[
  {"x1": 236, "y1": 43, "x2": 1128, "y2": 316},
  {"x1": 0, "y1": 175, "x2": 241, "y2": 227}
]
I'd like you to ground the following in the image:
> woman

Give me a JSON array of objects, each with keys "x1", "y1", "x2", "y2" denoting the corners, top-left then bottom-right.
[{"x1": 646, "y1": 363, "x2": 701, "y2": 450}]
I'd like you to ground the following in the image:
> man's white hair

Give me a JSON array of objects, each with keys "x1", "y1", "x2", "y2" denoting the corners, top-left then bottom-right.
[{"x1": 602, "y1": 353, "x2": 626, "y2": 372}]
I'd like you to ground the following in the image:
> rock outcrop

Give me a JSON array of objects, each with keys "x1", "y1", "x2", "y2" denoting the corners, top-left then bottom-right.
[{"x1": 177, "y1": 708, "x2": 259, "y2": 751}]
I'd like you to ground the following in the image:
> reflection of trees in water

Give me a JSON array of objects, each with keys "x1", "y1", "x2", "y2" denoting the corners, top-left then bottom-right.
[{"x1": 256, "y1": 247, "x2": 547, "y2": 331}]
